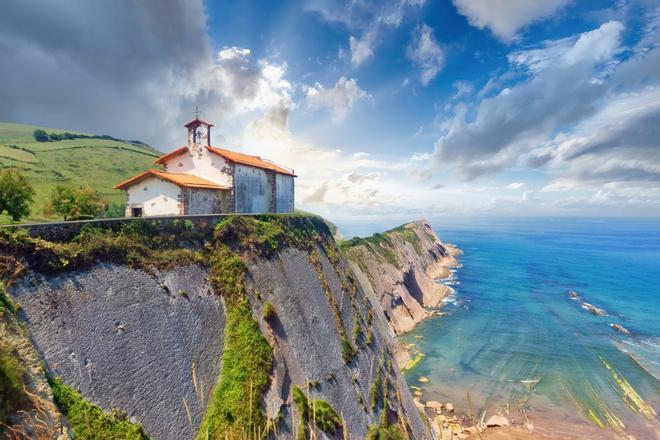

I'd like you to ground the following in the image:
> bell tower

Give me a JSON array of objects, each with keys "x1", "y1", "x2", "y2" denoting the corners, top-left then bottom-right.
[{"x1": 184, "y1": 107, "x2": 213, "y2": 152}]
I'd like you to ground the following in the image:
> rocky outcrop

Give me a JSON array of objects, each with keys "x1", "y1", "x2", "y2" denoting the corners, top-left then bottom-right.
[
  {"x1": 342, "y1": 220, "x2": 460, "y2": 335},
  {"x1": 11, "y1": 265, "x2": 224, "y2": 440},
  {"x1": 0, "y1": 297, "x2": 65, "y2": 439},
  {"x1": 248, "y1": 245, "x2": 427, "y2": 439}
]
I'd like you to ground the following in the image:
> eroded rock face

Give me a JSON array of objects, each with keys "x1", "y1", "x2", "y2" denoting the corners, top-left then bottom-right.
[
  {"x1": 247, "y1": 246, "x2": 428, "y2": 439},
  {"x1": 4, "y1": 217, "x2": 442, "y2": 439},
  {"x1": 11, "y1": 265, "x2": 225, "y2": 440},
  {"x1": 344, "y1": 221, "x2": 459, "y2": 335},
  {"x1": 0, "y1": 307, "x2": 65, "y2": 438}
]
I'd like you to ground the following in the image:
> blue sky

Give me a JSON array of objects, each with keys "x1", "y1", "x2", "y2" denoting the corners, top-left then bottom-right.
[{"x1": 2, "y1": 0, "x2": 660, "y2": 224}]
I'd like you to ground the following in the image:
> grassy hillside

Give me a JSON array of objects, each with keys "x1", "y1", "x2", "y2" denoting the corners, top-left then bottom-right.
[{"x1": 0, "y1": 122, "x2": 163, "y2": 223}]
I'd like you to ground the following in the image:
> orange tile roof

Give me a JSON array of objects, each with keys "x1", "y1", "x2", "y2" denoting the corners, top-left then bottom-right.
[
  {"x1": 206, "y1": 146, "x2": 296, "y2": 176},
  {"x1": 154, "y1": 146, "x2": 189, "y2": 165},
  {"x1": 153, "y1": 145, "x2": 296, "y2": 176},
  {"x1": 114, "y1": 170, "x2": 230, "y2": 190}
]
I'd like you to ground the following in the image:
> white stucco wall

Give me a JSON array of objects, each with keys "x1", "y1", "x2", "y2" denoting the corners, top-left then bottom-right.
[
  {"x1": 163, "y1": 148, "x2": 233, "y2": 187},
  {"x1": 126, "y1": 177, "x2": 181, "y2": 216}
]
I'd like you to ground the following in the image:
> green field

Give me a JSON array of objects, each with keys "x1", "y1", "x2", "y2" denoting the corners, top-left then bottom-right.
[{"x1": 0, "y1": 122, "x2": 162, "y2": 224}]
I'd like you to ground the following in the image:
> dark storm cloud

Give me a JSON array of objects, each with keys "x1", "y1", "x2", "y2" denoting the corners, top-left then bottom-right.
[{"x1": 0, "y1": 0, "x2": 210, "y2": 148}]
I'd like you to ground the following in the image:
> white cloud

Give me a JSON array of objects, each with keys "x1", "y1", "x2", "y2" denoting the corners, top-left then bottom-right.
[
  {"x1": 453, "y1": 0, "x2": 571, "y2": 41},
  {"x1": 507, "y1": 182, "x2": 524, "y2": 189},
  {"x1": 305, "y1": 77, "x2": 371, "y2": 122},
  {"x1": 432, "y1": 21, "x2": 626, "y2": 180},
  {"x1": 452, "y1": 80, "x2": 474, "y2": 99},
  {"x1": 349, "y1": 32, "x2": 376, "y2": 66},
  {"x1": 407, "y1": 24, "x2": 445, "y2": 85}
]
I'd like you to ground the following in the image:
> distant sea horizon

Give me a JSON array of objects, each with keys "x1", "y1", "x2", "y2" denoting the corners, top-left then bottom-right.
[{"x1": 337, "y1": 216, "x2": 660, "y2": 438}]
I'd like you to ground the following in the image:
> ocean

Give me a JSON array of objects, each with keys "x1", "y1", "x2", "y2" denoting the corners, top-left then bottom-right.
[{"x1": 350, "y1": 217, "x2": 660, "y2": 438}]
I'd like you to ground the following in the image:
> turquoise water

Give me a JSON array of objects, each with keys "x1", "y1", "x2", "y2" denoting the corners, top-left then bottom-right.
[{"x1": 398, "y1": 218, "x2": 660, "y2": 437}]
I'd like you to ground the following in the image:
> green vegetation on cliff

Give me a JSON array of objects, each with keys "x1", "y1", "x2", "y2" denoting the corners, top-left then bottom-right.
[
  {"x1": 292, "y1": 386, "x2": 343, "y2": 439},
  {"x1": 0, "y1": 121, "x2": 160, "y2": 223},
  {"x1": 0, "y1": 220, "x2": 204, "y2": 276},
  {"x1": 0, "y1": 214, "x2": 407, "y2": 438},
  {"x1": 48, "y1": 376, "x2": 149, "y2": 439},
  {"x1": 196, "y1": 236, "x2": 273, "y2": 439},
  {"x1": 0, "y1": 329, "x2": 28, "y2": 426}
]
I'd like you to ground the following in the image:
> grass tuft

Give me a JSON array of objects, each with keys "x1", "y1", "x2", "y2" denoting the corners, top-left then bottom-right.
[
  {"x1": 48, "y1": 376, "x2": 149, "y2": 439},
  {"x1": 292, "y1": 386, "x2": 343, "y2": 439}
]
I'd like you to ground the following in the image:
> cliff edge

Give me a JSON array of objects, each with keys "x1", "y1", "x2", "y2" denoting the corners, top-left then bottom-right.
[
  {"x1": 0, "y1": 215, "x2": 440, "y2": 439},
  {"x1": 341, "y1": 220, "x2": 460, "y2": 335}
]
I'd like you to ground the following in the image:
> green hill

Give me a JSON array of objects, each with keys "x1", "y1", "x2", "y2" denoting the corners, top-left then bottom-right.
[{"x1": 0, "y1": 121, "x2": 163, "y2": 224}]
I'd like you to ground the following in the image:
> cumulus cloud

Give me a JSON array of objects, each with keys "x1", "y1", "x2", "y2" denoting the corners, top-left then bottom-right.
[
  {"x1": 432, "y1": 21, "x2": 626, "y2": 180},
  {"x1": 407, "y1": 24, "x2": 445, "y2": 85},
  {"x1": 349, "y1": 32, "x2": 377, "y2": 66},
  {"x1": 305, "y1": 77, "x2": 371, "y2": 122},
  {"x1": 453, "y1": 0, "x2": 571, "y2": 41}
]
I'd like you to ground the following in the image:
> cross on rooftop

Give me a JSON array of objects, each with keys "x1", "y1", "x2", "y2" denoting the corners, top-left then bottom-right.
[{"x1": 194, "y1": 106, "x2": 201, "y2": 119}]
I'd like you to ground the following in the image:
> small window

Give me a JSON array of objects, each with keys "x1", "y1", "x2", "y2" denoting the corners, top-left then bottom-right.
[{"x1": 132, "y1": 207, "x2": 143, "y2": 217}]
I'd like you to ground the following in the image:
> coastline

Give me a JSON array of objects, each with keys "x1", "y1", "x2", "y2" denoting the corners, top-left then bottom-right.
[
  {"x1": 398, "y1": 227, "x2": 660, "y2": 440},
  {"x1": 399, "y1": 242, "x2": 606, "y2": 440},
  {"x1": 343, "y1": 220, "x2": 658, "y2": 440},
  {"x1": 394, "y1": 242, "x2": 461, "y2": 370}
]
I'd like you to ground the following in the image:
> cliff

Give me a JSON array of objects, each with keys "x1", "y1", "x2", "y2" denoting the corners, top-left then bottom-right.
[
  {"x1": 341, "y1": 221, "x2": 460, "y2": 335},
  {"x1": 0, "y1": 215, "x2": 435, "y2": 439}
]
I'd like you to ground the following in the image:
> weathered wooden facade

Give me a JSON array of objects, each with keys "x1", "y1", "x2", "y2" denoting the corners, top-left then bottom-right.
[{"x1": 115, "y1": 118, "x2": 295, "y2": 217}]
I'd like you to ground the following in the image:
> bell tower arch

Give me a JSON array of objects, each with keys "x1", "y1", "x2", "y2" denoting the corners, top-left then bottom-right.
[{"x1": 184, "y1": 107, "x2": 213, "y2": 152}]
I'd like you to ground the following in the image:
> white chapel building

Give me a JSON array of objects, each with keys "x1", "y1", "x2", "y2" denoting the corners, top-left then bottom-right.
[{"x1": 115, "y1": 117, "x2": 296, "y2": 217}]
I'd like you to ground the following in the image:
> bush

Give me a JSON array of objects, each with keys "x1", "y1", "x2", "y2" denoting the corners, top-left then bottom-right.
[
  {"x1": 292, "y1": 386, "x2": 343, "y2": 438},
  {"x1": 47, "y1": 186, "x2": 105, "y2": 220},
  {"x1": 33, "y1": 129, "x2": 49, "y2": 142},
  {"x1": 0, "y1": 340, "x2": 28, "y2": 424},
  {"x1": 263, "y1": 302, "x2": 276, "y2": 321},
  {"x1": 365, "y1": 424, "x2": 406, "y2": 440},
  {"x1": 0, "y1": 169, "x2": 35, "y2": 221},
  {"x1": 104, "y1": 203, "x2": 125, "y2": 219}
]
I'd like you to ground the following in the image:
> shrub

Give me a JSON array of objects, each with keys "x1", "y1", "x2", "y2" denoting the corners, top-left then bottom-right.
[
  {"x1": 365, "y1": 423, "x2": 406, "y2": 440},
  {"x1": 0, "y1": 339, "x2": 28, "y2": 424},
  {"x1": 104, "y1": 203, "x2": 126, "y2": 219},
  {"x1": 262, "y1": 301, "x2": 276, "y2": 321},
  {"x1": 33, "y1": 129, "x2": 49, "y2": 142},
  {"x1": 341, "y1": 337, "x2": 355, "y2": 363},
  {"x1": 0, "y1": 169, "x2": 35, "y2": 221},
  {"x1": 47, "y1": 186, "x2": 105, "y2": 220},
  {"x1": 292, "y1": 386, "x2": 343, "y2": 438}
]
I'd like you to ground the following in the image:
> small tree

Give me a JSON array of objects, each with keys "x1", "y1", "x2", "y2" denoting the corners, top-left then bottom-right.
[
  {"x1": 104, "y1": 203, "x2": 125, "y2": 219},
  {"x1": 33, "y1": 129, "x2": 50, "y2": 142},
  {"x1": 48, "y1": 186, "x2": 105, "y2": 220},
  {"x1": 0, "y1": 169, "x2": 35, "y2": 221},
  {"x1": 48, "y1": 186, "x2": 76, "y2": 220},
  {"x1": 73, "y1": 188, "x2": 105, "y2": 218}
]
